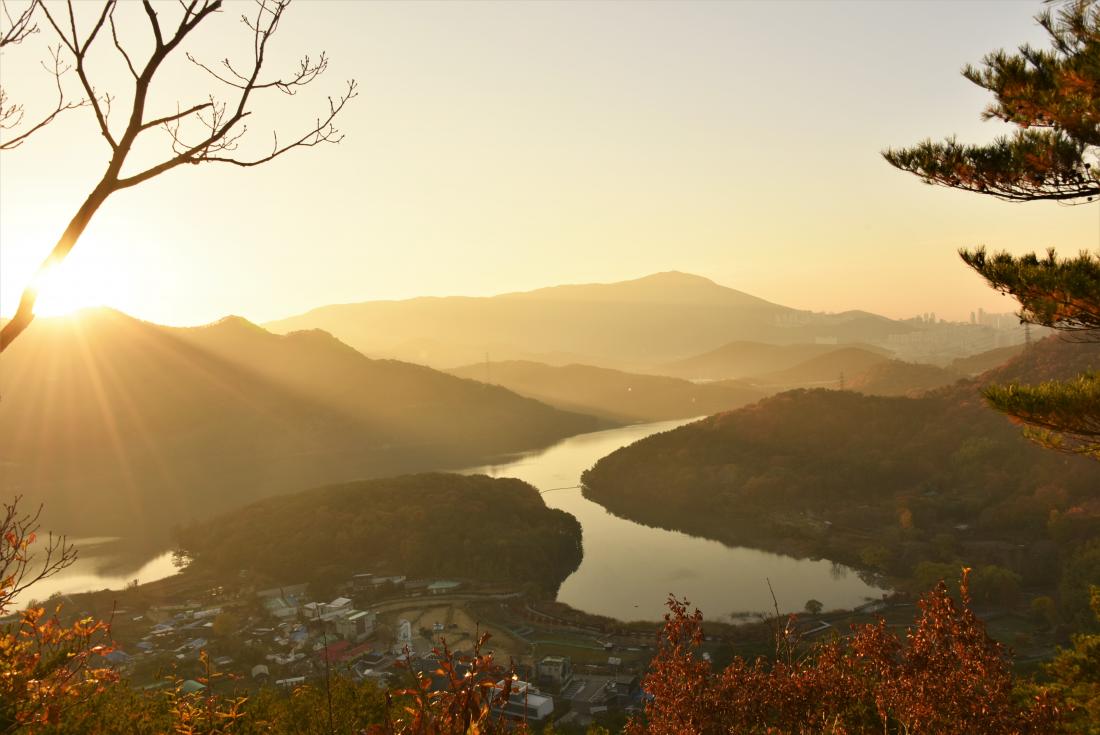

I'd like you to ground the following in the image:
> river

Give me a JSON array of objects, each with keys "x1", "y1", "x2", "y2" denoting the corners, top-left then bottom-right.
[
  {"x1": 21, "y1": 418, "x2": 883, "y2": 620},
  {"x1": 463, "y1": 417, "x2": 883, "y2": 622}
]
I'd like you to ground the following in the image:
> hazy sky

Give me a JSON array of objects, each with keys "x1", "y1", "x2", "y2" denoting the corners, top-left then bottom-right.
[{"x1": 1, "y1": 0, "x2": 1096, "y2": 325}]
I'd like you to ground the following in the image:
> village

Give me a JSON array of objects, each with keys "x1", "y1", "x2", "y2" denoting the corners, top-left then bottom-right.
[
  {"x1": 65, "y1": 570, "x2": 666, "y2": 730},
  {"x1": 30, "y1": 549, "x2": 1052, "y2": 733}
]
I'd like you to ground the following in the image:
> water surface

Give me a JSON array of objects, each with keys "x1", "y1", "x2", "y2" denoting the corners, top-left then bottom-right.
[
  {"x1": 16, "y1": 537, "x2": 180, "y2": 606},
  {"x1": 464, "y1": 418, "x2": 884, "y2": 621},
  {"x1": 23, "y1": 419, "x2": 882, "y2": 620}
]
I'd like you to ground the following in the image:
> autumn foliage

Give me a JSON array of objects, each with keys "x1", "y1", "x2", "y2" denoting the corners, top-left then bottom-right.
[
  {"x1": 0, "y1": 494, "x2": 1080, "y2": 733},
  {"x1": 366, "y1": 634, "x2": 524, "y2": 735},
  {"x1": 631, "y1": 572, "x2": 1059, "y2": 735},
  {"x1": 0, "y1": 500, "x2": 116, "y2": 733}
]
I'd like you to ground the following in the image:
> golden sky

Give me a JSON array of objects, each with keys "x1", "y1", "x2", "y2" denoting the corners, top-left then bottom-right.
[{"x1": 1, "y1": 0, "x2": 1096, "y2": 325}]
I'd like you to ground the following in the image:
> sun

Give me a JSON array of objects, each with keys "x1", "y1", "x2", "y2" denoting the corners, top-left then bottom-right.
[{"x1": 30, "y1": 260, "x2": 107, "y2": 318}]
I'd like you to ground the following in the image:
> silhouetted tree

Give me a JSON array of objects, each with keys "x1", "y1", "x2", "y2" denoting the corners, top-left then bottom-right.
[
  {"x1": 885, "y1": 0, "x2": 1100, "y2": 459},
  {"x1": 0, "y1": 0, "x2": 357, "y2": 351}
]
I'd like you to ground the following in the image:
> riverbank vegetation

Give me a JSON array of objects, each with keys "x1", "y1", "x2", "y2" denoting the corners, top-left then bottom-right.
[
  {"x1": 176, "y1": 473, "x2": 584, "y2": 596},
  {"x1": 583, "y1": 337, "x2": 1100, "y2": 629}
]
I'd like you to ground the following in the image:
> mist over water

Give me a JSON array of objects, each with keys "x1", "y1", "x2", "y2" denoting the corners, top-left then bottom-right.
[{"x1": 464, "y1": 418, "x2": 884, "y2": 621}]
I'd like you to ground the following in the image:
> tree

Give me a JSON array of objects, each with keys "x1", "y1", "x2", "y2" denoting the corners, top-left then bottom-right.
[
  {"x1": 0, "y1": 0, "x2": 357, "y2": 351},
  {"x1": 884, "y1": 0, "x2": 1100, "y2": 459},
  {"x1": 0, "y1": 497, "x2": 116, "y2": 732},
  {"x1": 630, "y1": 575, "x2": 1059, "y2": 735},
  {"x1": 0, "y1": 496, "x2": 75, "y2": 612},
  {"x1": 804, "y1": 598, "x2": 823, "y2": 616},
  {"x1": 1, "y1": 0, "x2": 92, "y2": 153}
]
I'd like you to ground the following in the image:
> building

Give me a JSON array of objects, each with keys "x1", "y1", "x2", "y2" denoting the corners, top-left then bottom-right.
[
  {"x1": 536, "y1": 656, "x2": 574, "y2": 691},
  {"x1": 393, "y1": 619, "x2": 413, "y2": 654},
  {"x1": 304, "y1": 597, "x2": 357, "y2": 622},
  {"x1": 491, "y1": 680, "x2": 554, "y2": 723},
  {"x1": 427, "y1": 580, "x2": 462, "y2": 595},
  {"x1": 258, "y1": 584, "x2": 307, "y2": 620},
  {"x1": 353, "y1": 574, "x2": 407, "y2": 591},
  {"x1": 335, "y1": 610, "x2": 376, "y2": 643}
]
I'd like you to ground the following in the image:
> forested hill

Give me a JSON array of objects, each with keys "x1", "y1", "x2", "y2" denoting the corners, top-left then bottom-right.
[
  {"x1": 0, "y1": 310, "x2": 601, "y2": 537},
  {"x1": 177, "y1": 473, "x2": 583, "y2": 594},
  {"x1": 846, "y1": 359, "x2": 962, "y2": 396},
  {"x1": 582, "y1": 336, "x2": 1100, "y2": 620},
  {"x1": 446, "y1": 360, "x2": 763, "y2": 422}
]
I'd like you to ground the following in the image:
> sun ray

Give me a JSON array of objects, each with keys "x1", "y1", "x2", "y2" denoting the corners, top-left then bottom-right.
[{"x1": 69, "y1": 317, "x2": 144, "y2": 521}]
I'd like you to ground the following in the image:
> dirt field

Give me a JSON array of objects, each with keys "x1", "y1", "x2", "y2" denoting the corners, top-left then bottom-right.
[{"x1": 377, "y1": 600, "x2": 529, "y2": 661}]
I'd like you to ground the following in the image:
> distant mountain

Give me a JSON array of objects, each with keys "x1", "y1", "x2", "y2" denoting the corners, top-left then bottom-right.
[
  {"x1": 0, "y1": 310, "x2": 601, "y2": 537},
  {"x1": 657, "y1": 341, "x2": 892, "y2": 381},
  {"x1": 847, "y1": 360, "x2": 963, "y2": 397},
  {"x1": 446, "y1": 360, "x2": 764, "y2": 423},
  {"x1": 949, "y1": 344, "x2": 1026, "y2": 376},
  {"x1": 581, "y1": 335, "x2": 1100, "y2": 597},
  {"x1": 178, "y1": 473, "x2": 583, "y2": 594},
  {"x1": 752, "y1": 347, "x2": 891, "y2": 389},
  {"x1": 266, "y1": 272, "x2": 916, "y2": 369}
]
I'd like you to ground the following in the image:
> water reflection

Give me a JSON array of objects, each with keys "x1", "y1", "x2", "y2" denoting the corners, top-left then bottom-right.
[
  {"x1": 465, "y1": 418, "x2": 884, "y2": 622},
  {"x1": 19, "y1": 419, "x2": 883, "y2": 620},
  {"x1": 16, "y1": 538, "x2": 181, "y2": 606}
]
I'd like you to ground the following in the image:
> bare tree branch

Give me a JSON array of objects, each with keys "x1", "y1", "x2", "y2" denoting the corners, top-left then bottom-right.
[
  {"x1": 0, "y1": 0, "x2": 357, "y2": 351},
  {"x1": 108, "y1": 9, "x2": 136, "y2": 79},
  {"x1": 0, "y1": 496, "x2": 76, "y2": 613},
  {"x1": 0, "y1": 0, "x2": 36, "y2": 47},
  {"x1": 139, "y1": 100, "x2": 213, "y2": 131},
  {"x1": 0, "y1": 1, "x2": 91, "y2": 151},
  {"x1": 38, "y1": 0, "x2": 117, "y2": 149},
  {"x1": 0, "y1": 45, "x2": 86, "y2": 150}
]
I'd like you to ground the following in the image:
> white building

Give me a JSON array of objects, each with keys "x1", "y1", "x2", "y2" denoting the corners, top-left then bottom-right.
[
  {"x1": 491, "y1": 680, "x2": 554, "y2": 722},
  {"x1": 335, "y1": 610, "x2": 376, "y2": 643}
]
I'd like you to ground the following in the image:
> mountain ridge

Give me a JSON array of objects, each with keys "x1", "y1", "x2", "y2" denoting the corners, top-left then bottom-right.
[
  {"x1": 0, "y1": 309, "x2": 602, "y2": 537},
  {"x1": 265, "y1": 272, "x2": 915, "y2": 369}
]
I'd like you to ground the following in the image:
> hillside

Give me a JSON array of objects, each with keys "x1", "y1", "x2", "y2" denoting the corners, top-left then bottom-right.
[
  {"x1": 266, "y1": 272, "x2": 914, "y2": 369},
  {"x1": 658, "y1": 341, "x2": 892, "y2": 381},
  {"x1": 446, "y1": 360, "x2": 764, "y2": 422},
  {"x1": 752, "y1": 346, "x2": 890, "y2": 389},
  {"x1": 177, "y1": 473, "x2": 582, "y2": 593},
  {"x1": 847, "y1": 359, "x2": 963, "y2": 396},
  {"x1": 950, "y1": 344, "x2": 1027, "y2": 376},
  {"x1": 582, "y1": 336, "x2": 1100, "y2": 612},
  {"x1": 0, "y1": 310, "x2": 601, "y2": 538}
]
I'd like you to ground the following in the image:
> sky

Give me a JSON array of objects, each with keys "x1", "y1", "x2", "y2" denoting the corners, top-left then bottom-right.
[{"x1": 1, "y1": 0, "x2": 1097, "y2": 326}]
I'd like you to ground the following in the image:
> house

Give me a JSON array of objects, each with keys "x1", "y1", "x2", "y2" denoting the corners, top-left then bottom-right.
[
  {"x1": 262, "y1": 595, "x2": 300, "y2": 620},
  {"x1": 275, "y1": 676, "x2": 305, "y2": 689},
  {"x1": 490, "y1": 680, "x2": 554, "y2": 722},
  {"x1": 305, "y1": 597, "x2": 359, "y2": 622},
  {"x1": 335, "y1": 610, "x2": 376, "y2": 643},
  {"x1": 536, "y1": 656, "x2": 573, "y2": 691},
  {"x1": 427, "y1": 580, "x2": 462, "y2": 595},
  {"x1": 355, "y1": 574, "x2": 406, "y2": 591}
]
